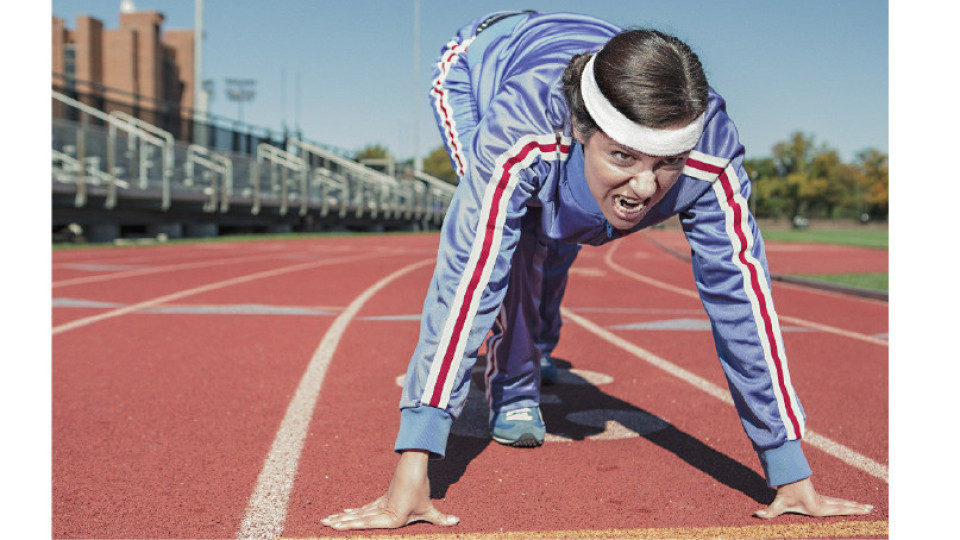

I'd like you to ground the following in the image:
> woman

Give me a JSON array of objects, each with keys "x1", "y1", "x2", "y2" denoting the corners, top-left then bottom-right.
[{"x1": 322, "y1": 11, "x2": 873, "y2": 530}]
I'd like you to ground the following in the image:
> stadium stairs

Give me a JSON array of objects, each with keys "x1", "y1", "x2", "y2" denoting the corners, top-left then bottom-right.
[{"x1": 52, "y1": 91, "x2": 455, "y2": 244}]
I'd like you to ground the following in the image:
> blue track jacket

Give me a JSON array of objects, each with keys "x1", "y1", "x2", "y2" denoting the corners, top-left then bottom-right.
[{"x1": 395, "y1": 11, "x2": 810, "y2": 487}]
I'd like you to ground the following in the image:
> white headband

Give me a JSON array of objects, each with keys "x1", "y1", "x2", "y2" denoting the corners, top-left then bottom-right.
[{"x1": 580, "y1": 54, "x2": 705, "y2": 156}]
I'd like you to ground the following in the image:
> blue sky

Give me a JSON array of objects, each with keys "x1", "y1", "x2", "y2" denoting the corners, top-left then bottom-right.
[{"x1": 50, "y1": 0, "x2": 888, "y2": 163}]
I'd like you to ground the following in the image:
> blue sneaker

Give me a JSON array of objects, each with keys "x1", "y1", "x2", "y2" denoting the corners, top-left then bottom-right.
[
  {"x1": 490, "y1": 407, "x2": 545, "y2": 447},
  {"x1": 540, "y1": 355, "x2": 558, "y2": 386}
]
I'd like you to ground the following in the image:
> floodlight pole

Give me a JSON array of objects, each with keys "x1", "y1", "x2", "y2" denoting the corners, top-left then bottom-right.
[
  {"x1": 226, "y1": 78, "x2": 257, "y2": 123},
  {"x1": 193, "y1": 0, "x2": 207, "y2": 144},
  {"x1": 413, "y1": 0, "x2": 421, "y2": 173},
  {"x1": 295, "y1": 72, "x2": 301, "y2": 139}
]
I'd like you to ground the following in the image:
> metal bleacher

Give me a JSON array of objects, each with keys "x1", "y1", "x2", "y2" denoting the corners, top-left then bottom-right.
[{"x1": 51, "y1": 91, "x2": 457, "y2": 242}]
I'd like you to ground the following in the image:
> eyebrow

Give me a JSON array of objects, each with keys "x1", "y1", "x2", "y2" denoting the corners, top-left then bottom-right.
[{"x1": 608, "y1": 140, "x2": 641, "y2": 158}]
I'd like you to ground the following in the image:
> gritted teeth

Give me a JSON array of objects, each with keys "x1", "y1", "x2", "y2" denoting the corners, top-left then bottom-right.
[{"x1": 615, "y1": 194, "x2": 647, "y2": 211}]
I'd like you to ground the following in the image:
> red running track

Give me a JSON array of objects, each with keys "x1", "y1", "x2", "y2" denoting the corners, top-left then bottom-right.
[{"x1": 51, "y1": 230, "x2": 888, "y2": 539}]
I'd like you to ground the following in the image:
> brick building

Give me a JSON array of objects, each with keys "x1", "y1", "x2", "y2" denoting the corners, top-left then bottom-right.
[{"x1": 52, "y1": 1, "x2": 195, "y2": 138}]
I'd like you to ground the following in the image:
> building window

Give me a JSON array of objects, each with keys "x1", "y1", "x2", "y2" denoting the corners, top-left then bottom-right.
[{"x1": 64, "y1": 44, "x2": 76, "y2": 93}]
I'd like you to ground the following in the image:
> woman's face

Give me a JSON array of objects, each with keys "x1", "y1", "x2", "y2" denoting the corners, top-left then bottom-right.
[{"x1": 577, "y1": 128, "x2": 689, "y2": 231}]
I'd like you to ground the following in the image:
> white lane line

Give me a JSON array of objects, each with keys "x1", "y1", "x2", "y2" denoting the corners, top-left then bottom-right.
[
  {"x1": 50, "y1": 241, "x2": 360, "y2": 269},
  {"x1": 561, "y1": 307, "x2": 889, "y2": 482},
  {"x1": 602, "y1": 242, "x2": 888, "y2": 347},
  {"x1": 53, "y1": 252, "x2": 305, "y2": 288},
  {"x1": 236, "y1": 258, "x2": 434, "y2": 540},
  {"x1": 53, "y1": 245, "x2": 430, "y2": 288},
  {"x1": 52, "y1": 298, "x2": 344, "y2": 316},
  {"x1": 51, "y1": 246, "x2": 256, "y2": 270},
  {"x1": 51, "y1": 253, "x2": 381, "y2": 335},
  {"x1": 776, "y1": 313, "x2": 889, "y2": 346}
]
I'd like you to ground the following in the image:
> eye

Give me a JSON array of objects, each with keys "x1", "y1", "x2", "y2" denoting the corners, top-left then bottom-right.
[
  {"x1": 611, "y1": 150, "x2": 634, "y2": 164},
  {"x1": 657, "y1": 155, "x2": 687, "y2": 168}
]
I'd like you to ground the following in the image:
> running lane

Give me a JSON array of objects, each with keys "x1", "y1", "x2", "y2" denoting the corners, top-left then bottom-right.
[
  {"x1": 52, "y1": 232, "x2": 888, "y2": 538},
  {"x1": 52, "y1": 235, "x2": 437, "y2": 539}
]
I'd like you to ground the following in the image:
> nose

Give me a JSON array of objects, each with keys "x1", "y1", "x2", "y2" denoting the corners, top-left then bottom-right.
[{"x1": 628, "y1": 170, "x2": 657, "y2": 200}]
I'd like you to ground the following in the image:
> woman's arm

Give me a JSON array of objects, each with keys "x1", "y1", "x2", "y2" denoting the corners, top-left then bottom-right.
[
  {"x1": 681, "y1": 145, "x2": 873, "y2": 516},
  {"x1": 681, "y1": 156, "x2": 811, "y2": 486}
]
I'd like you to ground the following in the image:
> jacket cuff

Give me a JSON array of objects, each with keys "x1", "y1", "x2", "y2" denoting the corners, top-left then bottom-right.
[
  {"x1": 758, "y1": 439, "x2": 812, "y2": 487},
  {"x1": 394, "y1": 406, "x2": 453, "y2": 459}
]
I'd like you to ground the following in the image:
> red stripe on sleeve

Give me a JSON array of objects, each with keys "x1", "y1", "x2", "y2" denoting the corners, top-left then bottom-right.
[
  {"x1": 685, "y1": 157, "x2": 725, "y2": 175},
  {"x1": 426, "y1": 140, "x2": 549, "y2": 407},
  {"x1": 717, "y1": 170, "x2": 802, "y2": 437}
]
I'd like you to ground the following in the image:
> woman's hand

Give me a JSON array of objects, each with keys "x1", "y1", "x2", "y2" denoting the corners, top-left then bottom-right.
[
  {"x1": 754, "y1": 478, "x2": 874, "y2": 519},
  {"x1": 321, "y1": 450, "x2": 460, "y2": 530}
]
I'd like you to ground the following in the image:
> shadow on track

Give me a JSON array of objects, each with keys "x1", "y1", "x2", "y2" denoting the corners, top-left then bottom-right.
[{"x1": 429, "y1": 355, "x2": 773, "y2": 505}]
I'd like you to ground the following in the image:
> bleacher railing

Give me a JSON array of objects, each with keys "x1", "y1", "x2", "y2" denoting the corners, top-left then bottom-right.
[
  {"x1": 252, "y1": 143, "x2": 308, "y2": 217},
  {"x1": 185, "y1": 144, "x2": 232, "y2": 212},
  {"x1": 52, "y1": 90, "x2": 456, "y2": 228},
  {"x1": 414, "y1": 170, "x2": 457, "y2": 225},
  {"x1": 53, "y1": 91, "x2": 175, "y2": 209},
  {"x1": 287, "y1": 138, "x2": 400, "y2": 220}
]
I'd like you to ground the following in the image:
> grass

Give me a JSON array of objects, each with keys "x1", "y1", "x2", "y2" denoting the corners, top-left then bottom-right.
[
  {"x1": 754, "y1": 223, "x2": 889, "y2": 293},
  {"x1": 796, "y1": 272, "x2": 888, "y2": 292},
  {"x1": 759, "y1": 226, "x2": 888, "y2": 249}
]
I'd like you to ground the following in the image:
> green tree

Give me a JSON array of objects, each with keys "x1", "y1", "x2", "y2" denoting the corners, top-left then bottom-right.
[
  {"x1": 806, "y1": 149, "x2": 856, "y2": 219},
  {"x1": 769, "y1": 132, "x2": 858, "y2": 220},
  {"x1": 752, "y1": 131, "x2": 888, "y2": 222},
  {"x1": 422, "y1": 145, "x2": 457, "y2": 184},
  {"x1": 852, "y1": 149, "x2": 888, "y2": 220},
  {"x1": 771, "y1": 132, "x2": 817, "y2": 219},
  {"x1": 744, "y1": 156, "x2": 784, "y2": 219},
  {"x1": 355, "y1": 144, "x2": 391, "y2": 161}
]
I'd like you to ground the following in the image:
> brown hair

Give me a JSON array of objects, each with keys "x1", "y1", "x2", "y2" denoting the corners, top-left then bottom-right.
[{"x1": 562, "y1": 29, "x2": 709, "y2": 140}]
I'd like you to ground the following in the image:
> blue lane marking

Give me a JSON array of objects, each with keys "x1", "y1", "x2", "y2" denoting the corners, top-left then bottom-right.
[
  {"x1": 51, "y1": 299, "x2": 823, "y2": 332},
  {"x1": 607, "y1": 318, "x2": 813, "y2": 332}
]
